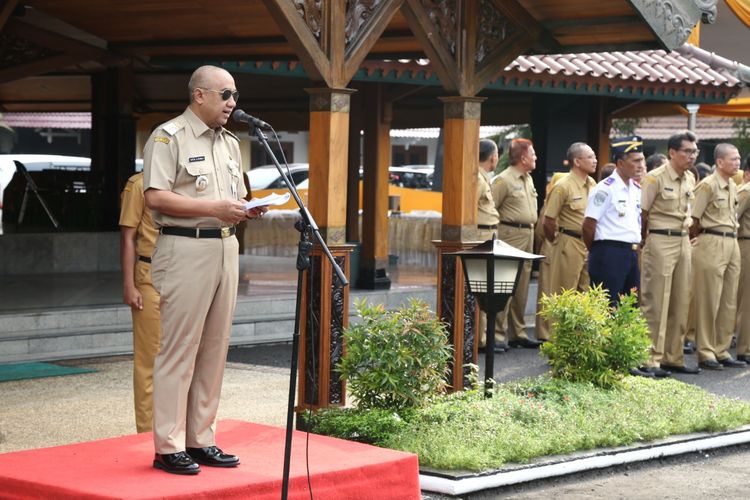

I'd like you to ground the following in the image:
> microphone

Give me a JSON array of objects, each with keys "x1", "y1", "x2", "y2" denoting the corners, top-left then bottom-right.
[{"x1": 232, "y1": 109, "x2": 271, "y2": 129}]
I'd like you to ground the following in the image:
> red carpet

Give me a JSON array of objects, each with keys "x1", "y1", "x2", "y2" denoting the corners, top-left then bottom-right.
[{"x1": 0, "y1": 420, "x2": 420, "y2": 499}]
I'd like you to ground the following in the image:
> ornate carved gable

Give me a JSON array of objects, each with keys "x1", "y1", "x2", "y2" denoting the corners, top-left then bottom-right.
[{"x1": 476, "y1": 0, "x2": 515, "y2": 69}]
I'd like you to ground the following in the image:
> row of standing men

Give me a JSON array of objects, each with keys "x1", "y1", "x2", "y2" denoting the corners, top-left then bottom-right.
[{"x1": 476, "y1": 132, "x2": 750, "y2": 377}]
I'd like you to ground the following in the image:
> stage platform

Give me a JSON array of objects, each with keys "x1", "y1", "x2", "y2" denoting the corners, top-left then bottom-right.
[{"x1": 0, "y1": 420, "x2": 420, "y2": 500}]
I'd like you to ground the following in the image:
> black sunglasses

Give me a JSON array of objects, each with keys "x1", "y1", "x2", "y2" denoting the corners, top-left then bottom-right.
[{"x1": 199, "y1": 88, "x2": 240, "y2": 102}]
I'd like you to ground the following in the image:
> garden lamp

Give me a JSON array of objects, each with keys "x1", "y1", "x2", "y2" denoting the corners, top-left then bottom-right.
[{"x1": 449, "y1": 237, "x2": 543, "y2": 396}]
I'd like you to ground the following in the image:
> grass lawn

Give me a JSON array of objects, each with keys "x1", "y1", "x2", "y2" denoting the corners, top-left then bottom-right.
[{"x1": 311, "y1": 374, "x2": 750, "y2": 472}]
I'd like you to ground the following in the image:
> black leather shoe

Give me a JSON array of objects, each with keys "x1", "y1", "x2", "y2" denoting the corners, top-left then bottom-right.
[
  {"x1": 719, "y1": 357, "x2": 747, "y2": 368},
  {"x1": 661, "y1": 364, "x2": 701, "y2": 374},
  {"x1": 683, "y1": 341, "x2": 696, "y2": 355},
  {"x1": 641, "y1": 366, "x2": 671, "y2": 378},
  {"x1": 186, "y1": 446, "x2": 240, "y2": 467},
  {"x1": 699, "y1": 360, "x2": 724, "y2": 370},
  {"x1": 508, "y1": 338, "x2": 542, "y2": 349},
  {"x1": 153, "y1": 452, "x2": 201, "y2": 475},
  {"x1": 478, "y1": 346, "x2": 486, "y2": 354},
  {"x1": 737, "y1": 355, "x2": 750, "y2": 363},
  {"x1": 629, "y1": 367, "x2": 655, "y2": 378}
]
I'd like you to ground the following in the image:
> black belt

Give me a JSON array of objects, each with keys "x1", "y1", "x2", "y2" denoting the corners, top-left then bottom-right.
[
  {"x1": 160, "y1": 226, "x2": 236, "y2": 239},
  {"x1": 701, "y1": 229, "x2": 737, "y2": 238},
  {"x1": 478, "y1": 224, "x2": 497, "y2": 230},
  {"x1": 649, "y1": 229, "x2": 687, "y2": 237},
  {"x1": 593, "y1": 240, "x2": 639, "y2": 251},
  {"x1": 138, "y1": 255, "x2": 151, "y2": 264},
  {"x1": 740, "y1": 236, "x2": 750, "y2": 240},
  {"x1": 500, "y1": 221, "x2": 533, "y2": 229},
  {"x1": 559, "y1": 228, "x2": 582, "y2": 239}
]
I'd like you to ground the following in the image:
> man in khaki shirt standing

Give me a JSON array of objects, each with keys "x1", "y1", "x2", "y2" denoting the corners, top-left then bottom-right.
[
  {"x1": 537, "y1": 142, "x2": 597, "y2": 340},
  {"x1": 476, "y1": 139, "x2": 503, "y2": 351},
  {"x1": 640, "y1": 131, "x2": 700, "y2": 375},
  {"x1": 736, "y1": 157, "x2": 750, "y2": 363},
  {"x1": 689, "y1": 143, "x2": 744, "y2": 370},
  {"x1": 120, "y1": 172, "x2": 160, "y2": 434},
  {"x1": 491, "y1": 138, "x2": 541, "y2": 348},
  {"x1": 144, "y1": 65, "x2": 265, "y2": 475}
]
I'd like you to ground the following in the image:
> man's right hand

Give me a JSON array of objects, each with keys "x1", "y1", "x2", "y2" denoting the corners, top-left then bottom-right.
[
  {"x1": 213, "y1": 200, "x2": 248, "y2": 224},
  {"x1": 124, "y1": 286, "x2": 143, "y2": 311}
]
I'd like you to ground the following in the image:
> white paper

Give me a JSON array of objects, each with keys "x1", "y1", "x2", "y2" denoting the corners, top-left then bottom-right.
[{"x1": 244, "y1": 192, "x2": 291, "y2": 210}]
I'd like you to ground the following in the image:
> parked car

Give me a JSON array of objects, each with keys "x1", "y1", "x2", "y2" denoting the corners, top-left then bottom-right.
[
  {"x1": 388, "y1": 166, "x2": 434, "y2": 190},
  {"x1": 246, "y1": 163, "x2": 309, "y2": 190}
]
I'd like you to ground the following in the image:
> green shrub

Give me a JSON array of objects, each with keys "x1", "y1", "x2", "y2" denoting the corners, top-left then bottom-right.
[
  {"x1": 305, "y1": 407, "x2": 414, "y2": 444},
  {"x1": 539, "y1": 286, "x2": 650, "y2": 388},
  {"x1": 337, "y1": 298, "x2": 452, "y2": 410}
]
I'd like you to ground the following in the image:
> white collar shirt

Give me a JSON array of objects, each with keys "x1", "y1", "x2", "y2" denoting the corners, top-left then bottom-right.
[{"x1": 584, "y1": 171, "x2": 641, "y2": 244}]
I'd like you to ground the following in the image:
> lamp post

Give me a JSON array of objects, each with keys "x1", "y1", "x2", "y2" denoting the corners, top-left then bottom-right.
[{"x1": 449, "y1": 237, "x2": 543, "y2": 396}]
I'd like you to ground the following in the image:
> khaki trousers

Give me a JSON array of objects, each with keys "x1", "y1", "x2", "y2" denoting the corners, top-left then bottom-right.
[
  {"x1": 151, "y1": 234, "x2": 239, "y2": 454},
  {"x1": 476, "y1": 227, "x2": 496, "y2": 347},
  {"x1": 494, "y1": 225, "x2": 533, "y2": 342},
  {"x1": 536, "y1": 234, "x2": 589, "y2": 340},
  {"x1": 691, "y1": 234, "x2": 741, "y2": 363},
  {"x1": 737, "y1": 239, "x2": 750, "y2": 356},
  {"x1": 132, "y1": 260, "x2": 161, "y2": 433},
  {"x1": 641, "y1": 234, "x2": 691, "y2": 367}
]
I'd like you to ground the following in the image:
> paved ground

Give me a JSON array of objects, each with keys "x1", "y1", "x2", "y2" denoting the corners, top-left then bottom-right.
[{"x1": 2, "y1": 342, "x2": 750, "y2": 498}]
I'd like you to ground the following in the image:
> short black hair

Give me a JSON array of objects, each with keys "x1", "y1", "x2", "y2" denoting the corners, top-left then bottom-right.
[
  {"x1": 744, "y1": 153, "x2": 750, "y2": 172},
  {"x1": 667, "y1": 130, "x2": 697, "y2": 152},
  {"x1": 479, "y1": 139, "x2": 498, "y2": 163},
  {"x1": 645, "y1": 153, "x2": 667, "y2": 171}
]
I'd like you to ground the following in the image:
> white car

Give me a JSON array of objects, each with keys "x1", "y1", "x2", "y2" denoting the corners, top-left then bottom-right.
[{"x1": 246, "y1": 163, "x2": 309, "y2": 190}]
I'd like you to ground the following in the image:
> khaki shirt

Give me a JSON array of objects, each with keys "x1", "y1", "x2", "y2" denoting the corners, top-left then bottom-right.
[
  {"x1": 544, "y1": 172, "x2": 596, "y2": 231},
  {"x1": 119, "y1": 172, "x2": 158, "y2": 258},
  {"x1": 641, "y1": 162, "x2": 695, "y2": 230},
  {"x1": 491, "y1": 166, "x2": 538, "y2": 225},
  {"x1": 477, "y1": 169, "x2": 500, "y2": 226},
  {"x1": 738, "y1": 182, "x2": 750, "y2": 238},
  {"x1": 692, "y1": 172, "x2": 739, "y2": 232},
  {"x1": 143, "y1": 107, "x2": 247, "y2": 228}
]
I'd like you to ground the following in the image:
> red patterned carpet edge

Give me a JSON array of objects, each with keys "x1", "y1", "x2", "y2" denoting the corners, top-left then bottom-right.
[{"x1": 0, "y1": 420, "x2": 420, "y2": 500}]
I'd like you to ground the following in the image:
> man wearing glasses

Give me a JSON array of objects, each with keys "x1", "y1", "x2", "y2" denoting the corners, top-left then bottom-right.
[
  {"x1": 688, "y1": 143, "x2": 743, "y2": 370},
  {"x1": 640, "y1": 131, "x2": 700, "y2": 376},
  {"x1": 144, "y1": 65, "x2": 265, "y2": 475}
]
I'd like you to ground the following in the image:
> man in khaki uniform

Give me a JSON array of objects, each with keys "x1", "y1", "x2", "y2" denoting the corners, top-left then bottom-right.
[
  {"x1": 533, "y1": 171, "x2": 568, "y2": 341},
  {"x1": 736, "y1": 159, "x2": 750, "y2": 363},
  {"x1": 537, "y1": 143, "x2": 597, "y2": 340},
  {"x1": 491, "y1": 138, "x2": 541, "y2": 348},
  {"x1": 476, "y1": 139, "x2": 502, "y2": 351},
  {"x1": 689, "y1": 143, "x2": 744, "y2": 370},
  {"x1": 120, "y1": 172, "x2": 160, "y2": 433},
  {"x1": 144, "y1": 65, "x2": 265, "y2": 475},
  {"x1": 640, "y1": 131, "x2": 700, "y2": 375}
]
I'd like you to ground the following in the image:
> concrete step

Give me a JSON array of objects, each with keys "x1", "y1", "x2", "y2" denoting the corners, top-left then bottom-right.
[{"x1": 0, "y1": 287, "x2": 436, "y2": 364}]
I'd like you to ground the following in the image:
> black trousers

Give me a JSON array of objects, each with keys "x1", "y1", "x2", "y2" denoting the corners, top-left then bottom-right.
[{"x1": 588, "y1": 240, "x2": 640, "y2": 307}]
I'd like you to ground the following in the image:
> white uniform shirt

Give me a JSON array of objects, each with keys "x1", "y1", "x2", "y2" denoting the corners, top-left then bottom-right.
[{"x1": 585, "y1": 171, "x2": 641, "y2": 244}]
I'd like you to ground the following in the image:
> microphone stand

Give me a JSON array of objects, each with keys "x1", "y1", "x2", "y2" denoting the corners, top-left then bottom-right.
[{"x1": 243, "y1": 123, "x2": 348, "y2": 500}]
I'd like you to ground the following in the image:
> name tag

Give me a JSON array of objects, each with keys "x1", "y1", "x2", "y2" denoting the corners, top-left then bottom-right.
[
  {"x1": 189, "y1": 156, "x2": 205, "y2": 162},
  {"x1": 664, "y1": 187, "x2": 674, "y2": 192}
]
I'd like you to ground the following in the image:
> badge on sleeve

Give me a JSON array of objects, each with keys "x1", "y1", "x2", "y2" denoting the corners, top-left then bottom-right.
[
  {"x1": 196, "y1": 175, "x2": 208, "y2": 192},
  {"x1": 593, "y1": 191, "x2": 608, "y2": 206}
]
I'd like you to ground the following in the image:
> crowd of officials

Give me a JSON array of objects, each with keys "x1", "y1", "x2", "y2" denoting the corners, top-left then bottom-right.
[{"x1": 477, "y1": 132, "x2": 750, "y2": 378}]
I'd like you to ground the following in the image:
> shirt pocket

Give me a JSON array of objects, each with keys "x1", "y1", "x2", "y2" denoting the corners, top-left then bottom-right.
[
  {"x1": 570, "y1": 198, "x2": 586, "y2": 211},
  {"x1": 182, "y1": 161, "x2": 214, "y2": 197}
]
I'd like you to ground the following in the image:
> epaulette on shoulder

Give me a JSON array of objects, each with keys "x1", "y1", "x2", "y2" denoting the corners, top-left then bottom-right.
[
  {"x1": 642, "y1": 175, "x2": 657, "y2": 186},
  {"x1": 224, "y1": 128, "x2": 240, "y2": 142},
  {"x1": 696, "y1": 180, "x2": 711, "y2": 193},
  {"x1": 603, "y1": 176, "x2": 615, "y2": 185},
  {"x1": 161, "y1": 117, "x2": 186, "y2": 136}
]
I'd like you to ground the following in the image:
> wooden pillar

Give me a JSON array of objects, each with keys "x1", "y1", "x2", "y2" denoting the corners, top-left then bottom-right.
[
  {"x1": 297, "y1": 87, "x2": 355, "y2": 412},
  {"x1": 588, "y1": 97, "x2": 612, "y2": 177},
  {"x1": 434, "y1": 96, "x2": 484, "y2": 391},
  {"x1": 90, "y1": 64, "x2": 135, "y2": 230},
  {"x1": 360, "y1": 83, "x2": 392, "y2": 289}
]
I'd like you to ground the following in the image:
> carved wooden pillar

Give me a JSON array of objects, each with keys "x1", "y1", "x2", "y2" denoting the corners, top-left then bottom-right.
[
  {"x1": 359, "y1": 83, "x2": 392, "y2": 289},
  {"x1": 297, "y1": 87, "x2": 355, "y2": 412},
  {"x1": 434, "y1": 96, "x2": 484, "y2": 391}
]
